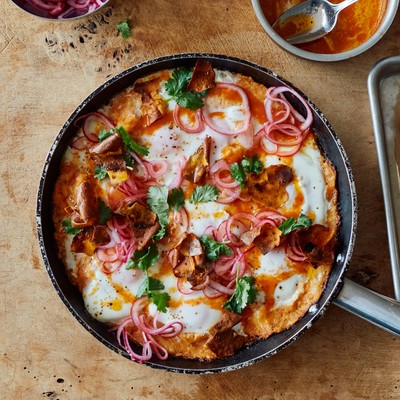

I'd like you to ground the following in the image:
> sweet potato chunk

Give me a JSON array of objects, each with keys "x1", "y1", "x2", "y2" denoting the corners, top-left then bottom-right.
[
  {"x1": 89, "y1": 133, "x2": 123, "y2": 155},
  {"x1": 116, "y1": 201, "x2": 157, "y2": 228},
  {"x1": 296, "y1": 224, "x2": 336, "y2": 264},
  {"x1": 71, "y1": 226, "x2": 110, "y2": 256},
  {"x1": 207, "y1": 312, "x2": 245, "y2": 358},
  {"x1": 187, "y1": 60, "x2": 216, "y2": 93},
  {"x1": 71, "y1": 181, "x2": 98, "y2": 228},
  {"x1": 241, "y1": 164, "x2": 294, "y2": 208},
  {"x1": 253, "y1": 224, "x2": 282, "y2": 255},
  {"x1": 182, "y1": 136, "x2": 211, "y2": 184}
]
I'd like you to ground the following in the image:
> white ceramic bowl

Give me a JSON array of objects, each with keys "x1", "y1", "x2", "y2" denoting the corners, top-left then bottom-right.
[
  {"x1": 11, "y1": 0, "x2": 109, "y2": 20},
  {"x1": 252, "y1": 0, "x2": 399, "y2": 62}
]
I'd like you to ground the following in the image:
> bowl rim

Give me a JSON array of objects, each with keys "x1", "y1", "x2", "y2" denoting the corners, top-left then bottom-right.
[
  {"x1": 10, "y1": 0, "x2": 110, "y2": 21},
  {"x1": 251, "y1": 0, "x2": 399, "y2": 62}
]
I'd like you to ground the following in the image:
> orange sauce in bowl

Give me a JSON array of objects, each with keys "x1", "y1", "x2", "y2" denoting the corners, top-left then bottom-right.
[{"x1": 260, "y1": 0, "x2": 387, "y2": 54}]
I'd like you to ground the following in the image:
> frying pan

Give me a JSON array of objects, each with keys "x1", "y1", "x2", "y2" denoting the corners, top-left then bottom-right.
[{"x1": 36, "y1": 53, "x2": 400, "y2": 373}]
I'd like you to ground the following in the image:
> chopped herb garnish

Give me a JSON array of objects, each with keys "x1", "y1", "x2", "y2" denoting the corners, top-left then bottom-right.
[
  {"x1": 98, "y1": 198, "x2": 112, "y2": 225},
  {"x1": 94, "y1": 165, "x2": 107, "y2": 181},
  {"x1": 147, "y1": 186, "x2": 169, "y2": 240},
  {"x1": 126, "y1": 243, "x2": 160, "y2": 271},
  {"x1": 231, "y1": 155, "x2": 263, "y2": 188},
  {"x1": 165, "y1": 68, "x2": 206, "y2": 110},
  {"x1": 200, "y1": 235, "x2": 233, "y2": 261},
  {"x1": 123, "y1": 153, "x2": 134, "y2": 168},
  {"x1": 61, "y1": 220, "x2": 81, "y2": 235},
  {"x1": 242, "y1": 155, "x2": 263, "y2": 174},
  {"x1": 126, "y1": 244, "x2": 169, "y2": 312},
  {"x1": 168, "y1": 187, "x2": 185, "y2": 211},
  {"x1": 116, "y1": 126, "x2": 149, "y2": 156},
  {"x1": 98, "y1": 128, "x2": 113, "y2": 141},
  {"x1": 116, "y1": 19, "x2": 131, "y2": 39},
  {"x1": 230, "y1": 162, "x2": 246, "y2": 188},
  {"x1": 279, "y1": 213, "x2": 312, "y2": 235},
  {"x1": 148, "y1": 290, "x2": 171, "y2": 313},
  {"x1": 189, "y1": 184, "x2": 219, "y2": 204},
  {"x1": 223, "y1": 275, "x2": 257, "y2": 314}
]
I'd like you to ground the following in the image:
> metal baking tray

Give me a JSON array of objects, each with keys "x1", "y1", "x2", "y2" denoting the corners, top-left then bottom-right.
[{"x1": 368, "y1": 55, "x2": 400, "y2": 301}]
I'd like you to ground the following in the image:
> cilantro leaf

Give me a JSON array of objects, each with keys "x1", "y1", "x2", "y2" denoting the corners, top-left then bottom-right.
[
  {"x1": 98, "y1": 199, "x2": 112, "y2": 225},
  {"x1": 230, "y1": 162, "x2": 246, "y2": 188},
  {"x1": 147, "y1": 186, "x2": 169, "y2": 240},
  {"x1": 189, "y1": 184, "x2": 219, "y2": 204},
  {"x1": 164, "y1": 68, "x2": 206, "y2": 110},
  {"x1": 231, "y1": 156, "x2": 263, "y2": 188},
  {"x1": 176, "y1": 91, "x2": 205, "y2": 110},
  {"x1": 123, "y1": 153, "x2": 133, "y2": 168},
  {"x1": 168, "y1": 187, "x2": 185, "y2": 211},
  {"x1": 116, "y1": 126, "x2": 149, "y2": 156},
  {"x1": 242, "y1": 156, "x2": 263, "y2": 174},
  {"x1": 61, "y1": 220, "x2": 81, "y2": 235},
  {"x1": 165, "y1": 68, "x2": 192, "y2": 97},
  {"x1": 94, "y1": 165, "x2": 107, "y2": 181},
  {"x1": 126, "y1": 243, "x2": 159, "y2": 271},
  {"x1": 279, "y1": 213, "x2": 312, "y2": 236},
  {"x1": 137, "y1": 275, "x2": 164, "y2": 298},
  {"x1": 136, "y1": 275, "x2": 170, "y2": 312},
  {"x1": 223, "y1": 276, "x2": 257, "y2": 314},
  {"x1": 98, "y1": 128, "x2": 113, "y2": 141},
  {"x1": 116, "y1": 19, "x2": 131, "y2": 39},
  {"x1": 149, "y1": 291, "x2": 171, "y2": 313},
  {"x1": 147, "y1": 276, "x2": 165, "y2": 291},
  {"x1": 200, "y1": 235, "x2": 233, "y2": 261}
]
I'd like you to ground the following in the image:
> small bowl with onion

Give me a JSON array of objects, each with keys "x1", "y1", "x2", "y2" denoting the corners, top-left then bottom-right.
[
  {"x1": 11, "y1": 0, "x2": 109, "y2": 20},
  {"x1": 251, "y1": 0, "x2": 399, "y2": 62}
]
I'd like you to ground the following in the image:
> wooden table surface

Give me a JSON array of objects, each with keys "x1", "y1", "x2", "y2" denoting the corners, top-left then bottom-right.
[{"x1": 1, "y1": 0, "x2": 400, "y2": 398}]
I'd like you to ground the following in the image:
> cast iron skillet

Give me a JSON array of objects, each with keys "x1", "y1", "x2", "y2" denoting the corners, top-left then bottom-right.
[{"x1": 36, "y1": 53, "x2": 400, "y2": 374}]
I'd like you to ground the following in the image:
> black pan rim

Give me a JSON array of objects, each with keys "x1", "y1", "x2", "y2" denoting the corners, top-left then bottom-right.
[{"x1": 36, "y1": 52, "x2": 357, "y2": 374}]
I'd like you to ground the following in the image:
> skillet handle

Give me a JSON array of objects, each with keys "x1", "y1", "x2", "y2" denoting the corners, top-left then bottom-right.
[{"x1": 333, "y1": 278, "x2": 400, "y2": 336}]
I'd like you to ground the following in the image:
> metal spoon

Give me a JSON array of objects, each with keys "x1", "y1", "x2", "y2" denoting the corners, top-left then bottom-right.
[{"x1": 272, "y1": 0, "x2": 359, "y2": 45}]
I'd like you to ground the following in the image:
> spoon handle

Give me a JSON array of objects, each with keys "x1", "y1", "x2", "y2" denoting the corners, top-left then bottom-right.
[{"x1": 332, "y1": 0, "x2": 359, "y2": 13}]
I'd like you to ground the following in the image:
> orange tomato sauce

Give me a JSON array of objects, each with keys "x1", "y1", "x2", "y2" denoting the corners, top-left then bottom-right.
[{"x1": 260, "y1": 0, "x2": 387, "y2": 54}]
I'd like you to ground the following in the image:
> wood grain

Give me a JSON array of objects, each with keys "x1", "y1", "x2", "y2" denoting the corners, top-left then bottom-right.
[{"x1": 1, "y1": 0, "x2": 400, "y2": 398}]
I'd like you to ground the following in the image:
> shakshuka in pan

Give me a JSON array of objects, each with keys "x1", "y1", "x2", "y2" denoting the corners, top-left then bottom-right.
[{"x1": 52, "y1": 60, "x2": 339, "y2": 361}]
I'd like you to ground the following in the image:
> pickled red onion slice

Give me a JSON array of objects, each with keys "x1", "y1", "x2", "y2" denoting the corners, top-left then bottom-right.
[
  {"x1": 267, "y1": 86, "x2": 313, "y2": 132},
  {"x1": 25, "y1": 0, "x2": 105, "y2": 19},
  {"x1": 173, "y1": 105, "x2": 205, "y2": 133},
  {"x1": 202, "y1": 83, "x2": 251, "y2": 135},
  {"x1": 79, "y1": 112, "x2": 114, "y2": 142}
]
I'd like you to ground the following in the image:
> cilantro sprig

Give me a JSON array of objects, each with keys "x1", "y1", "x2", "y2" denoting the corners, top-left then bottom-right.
[
  {"x1": 147, "y1": 186, "x2": 169, "y2": 240},
  {"x1": 97, "y1": 125, "x2": 149, "y2": 156},
  {"x1": 98, "y1": 129, "x2": 113, "y2": 141},
  {"x1": 165, "y1": 68, "x2": 206, "y2": 110},
  {"x1": 116, "y1": 126, "x2": 149, "y2": 156},
  {"x1": 123, "y1": 153, "x2": 134, "y2": 168},
  {"x1": 230, "y1": 155, "x2": 263, "y2": 188},
  {"x1": 200, "y1": 235, "x2": 233, "y2": 261},
  {"x1": 126, "y1": 243, "x2": 160, "y2": 271},
  {"x1": 98, "y1": 198, "x2": 112, "y2": 225},
  {"x1": 189, "y1": 184, "x2": 219, "y2": 204},
  {"x1": 279, "y1": 213, "x2": 312, "y2": 235},
  {"x1": 168, "y1": 187, "x2": 185, "y2": 211},
  {"x1": 116, "y1": 19, "x2": 131, "y2": 39},
  {"x1": 126, "y1": 243, "x2": 170, "y2": 312},
  {"x1": 94, "y1": 165, "x2": 107, "y2": 181},
  {"x1": 62, "y1": 220, "x2": 81, "y2": 235},
  {"x1": 223, "y1": 275, "x2": 257, "y2": 314}
]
